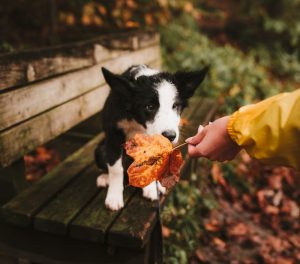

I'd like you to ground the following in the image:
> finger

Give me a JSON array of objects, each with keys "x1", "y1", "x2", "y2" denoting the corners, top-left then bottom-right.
[
  {"x1": 199, "y1": 137, "x2": 234, "y2": 161},
  {"x1": 186, "y1": 126, "x2": 206, "y2": 145},
  {"x1": 198, "y1": 125, "x2": 204, "y2": 133},
  {"x1": 188, "y1": 144, "x2": 201, "y2": 157}
]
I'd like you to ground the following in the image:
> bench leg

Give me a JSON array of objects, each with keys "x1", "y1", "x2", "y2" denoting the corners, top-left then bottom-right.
[
  {"x1": 0, "y1": 159, "x2": 29, "y2": 198},
  {"x1": 145, "y1": 219, "x2": 163, "y2": 264}
]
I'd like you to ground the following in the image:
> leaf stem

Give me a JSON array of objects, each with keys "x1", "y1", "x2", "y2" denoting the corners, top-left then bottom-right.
[{"x1": 172, "y1": 142, "x2": 188, "y2": 151}]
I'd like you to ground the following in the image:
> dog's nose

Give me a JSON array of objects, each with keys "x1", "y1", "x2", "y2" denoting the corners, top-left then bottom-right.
[{"x1": 162, "y1": 130, "x2": 176, "y2": 142}]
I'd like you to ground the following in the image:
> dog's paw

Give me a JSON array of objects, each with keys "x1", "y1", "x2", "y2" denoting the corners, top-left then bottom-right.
[
  {"x1": 96, "y1": 174, "x2": 109, "y2": 188},
  {"x1": 105, "y1": 191, "x2": 124, "y2": 211},
  {"x1": 157, "y1": 182, "x2": 166, "y2": 195},
  {"x1": 143, "y1": 182, "x2": 158, "y2": 201}
]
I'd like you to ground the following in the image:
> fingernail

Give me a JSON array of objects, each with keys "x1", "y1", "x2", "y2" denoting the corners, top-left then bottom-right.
[
  {"x1": 198, "y1": 125, "x2": 204, "y2": 133},
  {"x1": 185, "y1": 137, "x2": 193, "y2": 143}
]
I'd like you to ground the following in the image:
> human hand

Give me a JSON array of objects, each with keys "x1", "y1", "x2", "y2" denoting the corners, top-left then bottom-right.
[{"x1": 186, "y1": 116, "x2": 241, "y2": 162}]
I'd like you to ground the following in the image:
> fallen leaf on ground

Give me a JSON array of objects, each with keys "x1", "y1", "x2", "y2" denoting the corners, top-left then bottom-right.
[
  {"x1": 195, "y1": 248, "x2": 207, "y2": 262},
  {"x1": 264, "y1": 205, "x2": 280, "y2": 215},
  {"x1": 204, "y1": 221, "x2": 220, "y2": 232},
  {"x1": 162, "y1": 226, "x2": 171, "y2": 238},
  {"x1": 268, "y1": 174, "x2": 282, "y2": 190},
  {"x1": 212, "y1": 237, "x2": 226, "y2": 251},
  {"x1": 275, "y1": 257, "x2": 294, "y2": 264},
  {"x1": 24, "y1": 147, "x2": 60, "y2": 182},
  {"x1": 228, "y1": 222, "x2": 248, "y2": 236},
  {"x1": 211, "y1": 163, "x2": 227, "y2": 187},
  {"x1": 266, "y1": 236, "x2": 288, "y2": 253},
  {"x1": 288, "y1": 235, "x2": 300, "y2": 249}
]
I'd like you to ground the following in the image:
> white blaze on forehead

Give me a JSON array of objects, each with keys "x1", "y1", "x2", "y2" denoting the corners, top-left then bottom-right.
[
  {"x1": 146, "y1": 80, "x2": 180, "y2": 144},
  {"x1": 130, "y1": 64, "x2": 159, "y2": 79},
  {"x1": 135, "y1": 68, "x2": 159, "y2": 78}
]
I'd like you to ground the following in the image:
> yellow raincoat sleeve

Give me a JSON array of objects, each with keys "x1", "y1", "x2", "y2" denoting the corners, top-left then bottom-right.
[{"x1": 227, "y1": 89, "x2": 300, "y2": 170}]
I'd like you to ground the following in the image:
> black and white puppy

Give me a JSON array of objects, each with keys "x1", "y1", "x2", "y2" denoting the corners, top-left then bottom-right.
[{"x1": 95, "y1": 64, "x2": 208, "y2": 210}]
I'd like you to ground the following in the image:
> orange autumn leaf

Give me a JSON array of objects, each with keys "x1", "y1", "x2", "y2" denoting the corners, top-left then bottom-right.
[
  {"x1": 124, "y1": 134, "x2": 183, "y2": 188},
  {"x1": 212, "y1": 237, "x2": 226, "y2": 251},
  {"x1": 159, "y1": 149, "x2": 182, "y2": 188}
]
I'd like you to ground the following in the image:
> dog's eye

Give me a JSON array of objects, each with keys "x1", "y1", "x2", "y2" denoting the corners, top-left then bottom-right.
[
  {"x1": 146, "y1": 104, "x2": 155, "y2": 112},
  {"x1": 172, "y1": 102, "x2": 180, "y2": 110}
]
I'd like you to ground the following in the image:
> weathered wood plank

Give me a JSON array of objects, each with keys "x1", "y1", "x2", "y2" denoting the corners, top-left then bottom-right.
[
  {"x1": 101, "y1": 31, "x2": 160, "y2": 51},
  {"x1": 135, "y1": 32, "x2": 160, "y2": 50},
  {"x1": 181, "y1": 97, "x2": 216, "y2": 141},
  {"x1": 0, "y1": 31, "x2": 159, "y2": 90},
  {"x1": 0, "y1": 86, "x2": 109, "y2": 168},
  {"x1": 0, "y1": 45, "x2": 160, "y2": 131},
  {"x1": 0, "y1": 44, "x2": 122, "y2": 92},
  {"x1": 177, "y1": 97, "x2": 204, "y2": 144},
  {"x1": 191, "y1": 98, "x2": 216, "y2": 125},
  {"x1": 149, "y1": 59, "x2": 161, "y2": 70},
  {"x1": 0, "y1": 133, "x2": 104, "y2": 226},
  {"x1": 70, "y1": 187, "x2": 136, "y2": 243},
  {"x1": 0, "y1": 222, "x2": 147, "y2": 264},
  {"x1": 34, "y1": 163, "x2": 100, "y2": 235},
  {"x1": 107, "y1": 191, "x2": 158, "y2": 248}
]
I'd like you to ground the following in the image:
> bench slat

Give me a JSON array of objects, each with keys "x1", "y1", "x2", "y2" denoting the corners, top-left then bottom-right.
[
  {"x1": 70, "y1": 187, "x2": 136, "y2": 243},
  {"x1": 191, "y1": 99, "x2": 218, "y2": 125},
  {"x1": 101, "y1": 31, "x2": 159, "y2": 51},
  {"x1": 180, "y1": 98, "x2": 218, "y2": 145},
  {"x1": 0, "y1": 86, "x2": 109, "y2": 168},
  {"x1": 0, "y1": 31, "x2": 159, "y2": 91},
  {"x1": 1, "y1": 133, "x2": 104, "y2": 227},
  {"x1": 107, "y1": 191, "x2": 158, "y2": 248},
  {"x1": 0, "y1": 46, "x2": 124, "y2": 92},
  {"x1": 0, "y1": 45, "x2": 160, "y2": 132},
  {"x1": 177, "y1": 97, "x2": 204, "y2": 144},
  {"x1": 34, "y1": 163, "x2": 100, "y2": 235}
]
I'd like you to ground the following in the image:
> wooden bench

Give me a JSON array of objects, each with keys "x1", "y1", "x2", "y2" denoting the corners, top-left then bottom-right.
[{"x1": 0, "y1": 31, "x2": 217, "y2": 264}]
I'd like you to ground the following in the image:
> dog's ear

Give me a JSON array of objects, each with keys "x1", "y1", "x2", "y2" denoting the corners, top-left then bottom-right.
[
  {"x1": 102, "y1": 67, "x2": 135, "y2": 97},
  {"x1": 175, "y1": 66, "x2": 209, "y2": 99}
]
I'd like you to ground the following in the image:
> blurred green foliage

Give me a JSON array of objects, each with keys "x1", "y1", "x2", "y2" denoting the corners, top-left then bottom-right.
[
  {"x1": 229, "y1": 0, "x2": 300, "y2": 46},
  {"x1": 224, "y1": 0, "x2": 300, "y2": 82},
  {"x1": 162, "y1": 179, "x2": 218, "y2": 264},
  {"x1": 250, "y1": 45, "x2": 300, "y2": 82},
  {"x1": 162, "y1": 181, "x2": 203, "y2": 264},
  {"x1": 160, "y1": 14, "x2": 295, "y2": 114}
]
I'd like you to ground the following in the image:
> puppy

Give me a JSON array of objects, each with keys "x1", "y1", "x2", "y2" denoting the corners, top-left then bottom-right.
[{"x1": 95, "y1": 64, "x2": 208, "y2": 210}]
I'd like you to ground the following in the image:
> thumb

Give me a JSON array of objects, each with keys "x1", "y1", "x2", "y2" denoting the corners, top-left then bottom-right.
[
  {"x1": 188, "y1": 144, "x2": 201, "y2": 157},
  {"x1": 185, "y1": 125, "x2": 205, "y2": 145}
]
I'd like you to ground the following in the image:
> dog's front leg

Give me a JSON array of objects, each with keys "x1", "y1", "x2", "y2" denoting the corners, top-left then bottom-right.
[
  {"x1": 105, "y1": 157, "x2": 124, "y2": 210},
  {"x1": 143, "y1": 181, "x2": 166, "y2": 201}
]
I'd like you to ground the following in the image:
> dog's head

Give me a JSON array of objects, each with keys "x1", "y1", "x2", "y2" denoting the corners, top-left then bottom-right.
[{"x1": 102, "y1": 64, "x2": 208, "y2": 143}]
